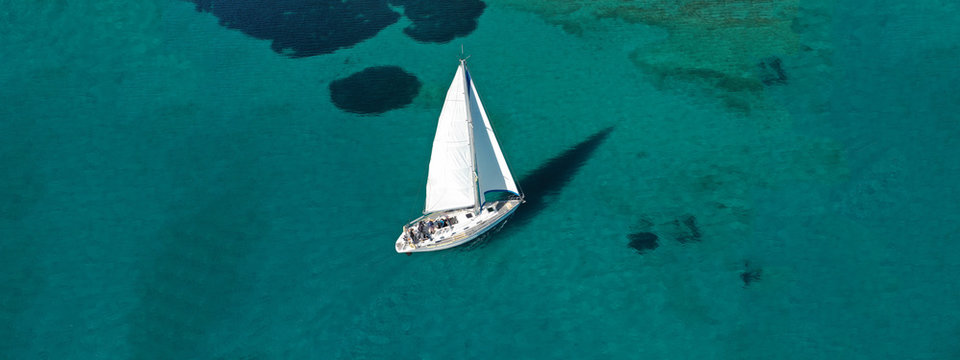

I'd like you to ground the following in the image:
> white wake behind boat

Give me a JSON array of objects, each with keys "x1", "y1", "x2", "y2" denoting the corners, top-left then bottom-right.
[{"x1": 396, "y1": 58, "x2": 523, "y2": 253}]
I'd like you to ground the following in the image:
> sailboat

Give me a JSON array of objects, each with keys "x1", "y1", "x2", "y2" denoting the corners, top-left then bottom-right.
[{"x1": 395, "y1": 58, "x2": 524, "y2": 253}]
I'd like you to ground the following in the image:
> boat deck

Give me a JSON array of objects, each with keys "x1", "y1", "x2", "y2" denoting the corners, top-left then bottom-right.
[{"x1": 396, "y1": 199, "x2": 521, "y2": 253}]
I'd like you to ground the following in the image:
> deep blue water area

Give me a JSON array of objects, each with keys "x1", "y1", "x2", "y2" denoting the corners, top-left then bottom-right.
[
  {"x1": 191, "y1": 0, "x2": 484, "y2": 57},
  {"x1": 329, "y1": 66, "x2": 421, "y2": 114},
  {"x1": 2, "y1": 0, "x2": 959, "y2": 358}
]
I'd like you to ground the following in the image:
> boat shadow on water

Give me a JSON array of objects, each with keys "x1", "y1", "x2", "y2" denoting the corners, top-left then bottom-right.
[{"x1": 464, "y1": 126, "x2": 615, "y2": 251}]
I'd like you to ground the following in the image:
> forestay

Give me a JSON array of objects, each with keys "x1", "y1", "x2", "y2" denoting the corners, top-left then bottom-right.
[{"x1": 466, "y1": 72, "x2": 519, "y2": 197}]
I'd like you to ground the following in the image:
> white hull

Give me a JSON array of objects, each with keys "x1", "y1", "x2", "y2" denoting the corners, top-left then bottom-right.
[{"x1": 396, "y1": 199, "x2": 521, "y2": 253}]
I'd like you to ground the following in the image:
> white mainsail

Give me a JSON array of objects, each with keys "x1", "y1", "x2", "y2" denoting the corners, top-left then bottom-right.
[
  {"x1": 467, "y1": 73, "x2": 519, "y2": 197},
  {"x1": 424, "y1": 64, "x2": 476, "y2": 214}
]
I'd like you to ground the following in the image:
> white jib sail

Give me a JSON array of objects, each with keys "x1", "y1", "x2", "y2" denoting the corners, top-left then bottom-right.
[
  {"x1": 467, "y1": 70, "x2": 519, "y2": 198},
  {"x1": 424, "y1": 64, "x2": 478, "y2": 214}
]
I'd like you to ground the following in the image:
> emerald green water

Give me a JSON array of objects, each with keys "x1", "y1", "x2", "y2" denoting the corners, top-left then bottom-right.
[{"x1": 2, "y1": 0, "x2": 959, "y2": 358}]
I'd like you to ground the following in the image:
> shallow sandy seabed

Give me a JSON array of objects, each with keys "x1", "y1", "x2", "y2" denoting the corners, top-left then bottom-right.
[{"x1": 494, "y1": 0, "x2": 834, "y2": 111}]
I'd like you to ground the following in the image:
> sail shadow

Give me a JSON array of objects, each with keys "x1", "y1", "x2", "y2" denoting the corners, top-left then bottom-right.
[{"x1": 466, "y1": 126, "x2": 614, "y2": 250}]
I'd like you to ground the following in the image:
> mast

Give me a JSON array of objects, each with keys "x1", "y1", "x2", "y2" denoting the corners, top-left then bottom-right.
[{"x1": 461, "y1": 58, "x2": 481, "y2": 214}]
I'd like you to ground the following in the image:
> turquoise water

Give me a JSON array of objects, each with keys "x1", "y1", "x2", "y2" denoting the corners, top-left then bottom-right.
[{"x1": 2, "y1": 0, "x2": 959, "y2": 358}]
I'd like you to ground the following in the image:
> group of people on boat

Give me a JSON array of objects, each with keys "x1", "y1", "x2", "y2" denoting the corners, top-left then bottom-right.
[{"x1": 406, "y1": 216, "x2": 455, "y2": 245}]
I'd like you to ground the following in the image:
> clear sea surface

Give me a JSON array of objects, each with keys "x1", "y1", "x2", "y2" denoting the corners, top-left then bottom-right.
[{"x1": 2, "y1": 0, "x2": 959, "y2": 358}]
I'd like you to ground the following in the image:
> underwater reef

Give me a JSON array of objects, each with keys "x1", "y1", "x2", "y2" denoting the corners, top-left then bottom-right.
[
  {"x1": 329, "y1": 66, "x2": 422, "y2": 114},
  {"x1": 192, "y1": 0, "x2": 400, "y2": 57},
  {"x1": 758, "y1": 56, "x2": 788, "y2": 85},
  {"x1": 627, "y1": 232, "x2": 659, "y2": 254},
  {"x1": 191, "y1": 0, "x2": 485, "y2": 57},
  {"x1": 392, "y1": 0, "x2": 486, "y2": 43},
  {"x1": 740, "y1": 261, "x2": 763, "y2": 287}
]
